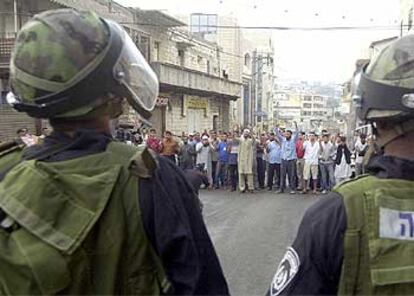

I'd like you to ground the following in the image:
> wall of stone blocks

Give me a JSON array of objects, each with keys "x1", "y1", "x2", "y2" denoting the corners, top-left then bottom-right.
[
  {"x1": 164, "y1": 94, "x2": 230, "y2": 135},
  {"x1": 216, "y1": 17, "x2": 243, "y2": 83},
  {"x1": 149, "y1": 28, "x2": 222, "y2": 77}
]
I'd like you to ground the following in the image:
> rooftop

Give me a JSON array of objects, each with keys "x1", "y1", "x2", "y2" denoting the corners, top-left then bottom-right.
[{"x1": 132, "y1": 9, "x2": 186, "y2": 28}]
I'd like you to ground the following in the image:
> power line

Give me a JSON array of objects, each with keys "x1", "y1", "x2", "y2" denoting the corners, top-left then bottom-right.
[
  {"x1": 169, "y1": 30, "x2": 246, "y2": 59},
  {"x1": 121, "y1": 22, "x2": 406, "y2": 31},
  {"x1": 123, "y1": 21, "x2": 404, "y2": 59}
]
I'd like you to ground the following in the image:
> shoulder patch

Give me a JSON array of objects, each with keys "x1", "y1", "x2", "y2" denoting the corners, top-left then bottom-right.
[
  {"x1": 129, "y1": 147, "x2": 158, "y2": 178},
  {"x1": 270, "y1": 247, "x2": 300, "y2": 296},
  {"x1": 380, "y1": 207, "x2": 414, "y2": 241}
]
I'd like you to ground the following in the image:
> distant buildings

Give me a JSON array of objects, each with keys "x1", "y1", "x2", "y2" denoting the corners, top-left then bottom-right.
[
  {"x1": 272, "y1": 80, "x2": 343, "y2": 133},
  {"x1": 188, "y1": 13, "x2": 275, "y2": 131}
]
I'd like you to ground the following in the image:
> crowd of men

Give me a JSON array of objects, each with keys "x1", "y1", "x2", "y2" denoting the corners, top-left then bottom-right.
[
  {"x1": 135, "y1": 124, "x2": 377, "y2": 195},
  {"x1": 6, "y1": 123, "x2": 376, "y2": 196}
]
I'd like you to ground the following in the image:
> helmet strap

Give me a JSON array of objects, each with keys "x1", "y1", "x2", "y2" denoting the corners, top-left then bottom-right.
[{"x1": 376, "y1": 118, "x2": 414, "y2": 148}]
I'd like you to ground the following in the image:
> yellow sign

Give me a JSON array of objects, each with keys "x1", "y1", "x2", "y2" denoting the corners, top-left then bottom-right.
[{"x1": 186, "y1": 98, "x2": 208, "y2": 110}]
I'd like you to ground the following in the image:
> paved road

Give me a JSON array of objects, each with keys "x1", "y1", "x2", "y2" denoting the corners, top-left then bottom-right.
[{"x1": 200, "y1": 190, "x2": 321, "y2": 296}]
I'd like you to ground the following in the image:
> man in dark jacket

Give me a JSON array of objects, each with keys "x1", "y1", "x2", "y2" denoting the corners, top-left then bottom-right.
[{"x1": 179, "y1": 135, "x2": 196, "y2": 170}]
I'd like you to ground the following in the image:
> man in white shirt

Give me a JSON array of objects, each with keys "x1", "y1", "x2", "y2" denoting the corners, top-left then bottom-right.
[
  {"x1": 319, "y1": 133, "x2": 336, "y2": 194},
  {"x1": 354, "y1": 134, "x2": 368, "y2": 176},
  {"x1": 301, "y1": 132, "x2": 320, "y2": 194}
]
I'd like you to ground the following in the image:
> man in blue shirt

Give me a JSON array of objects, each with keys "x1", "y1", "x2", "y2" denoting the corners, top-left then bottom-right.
[
  {"x1": 215, "y1": 133, "x2": 229, "y2": 189},
  {"x1": 267, "y1": 133, "x2": 282, "y2": 191},
  {"x1": 276, "y1": 122, "x2": 299, "y2": 194}
]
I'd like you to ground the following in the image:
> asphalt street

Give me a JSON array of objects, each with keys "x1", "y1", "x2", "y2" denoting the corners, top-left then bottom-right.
[{"x1": 200, "y1": 189, "x2": 320, "y2": 296}]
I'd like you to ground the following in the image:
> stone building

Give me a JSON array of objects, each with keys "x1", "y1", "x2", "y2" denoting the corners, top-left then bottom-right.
[
  {"x1": 0, "y1": 0, "x2": 63, "y2": 141},
  {"x1": 134, "y1": 9, "x2": 241, "y2": 135},
  {"x1": 0, "y1": 0, "x2": 241, "y2": 141},
  {"x1": 0, "y1": 0, "x2": 147, "y2": 141}
]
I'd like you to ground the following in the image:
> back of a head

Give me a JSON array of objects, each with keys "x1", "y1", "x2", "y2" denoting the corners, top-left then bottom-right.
[
  {"x1": 7, "y1": 9, "x2": 159, "y2": 129},
  {"x1": 356, "y1": 35, "x2": 414, "y2": 148}
]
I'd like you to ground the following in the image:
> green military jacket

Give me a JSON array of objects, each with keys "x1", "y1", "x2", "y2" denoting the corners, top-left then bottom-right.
[
  {"x1": 336, "y1": 175, "x2": 414, "y2": 295},
  {"x1": 0, "y1": 141, "x2": 170, "y2": 295}
]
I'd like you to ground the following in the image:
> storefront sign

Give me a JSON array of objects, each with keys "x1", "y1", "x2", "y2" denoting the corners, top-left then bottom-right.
[{"x1": 186, "y1": 98, "x2": 208, "y2": 110}]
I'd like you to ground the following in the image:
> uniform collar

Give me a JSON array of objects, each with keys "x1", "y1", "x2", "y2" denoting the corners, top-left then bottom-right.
[
  {"x1": 23, "y1": 129, "x2": 112, "y2": 161},
  {"x1": 367, "y1": 155, "x2": 414, "y2": 181}
]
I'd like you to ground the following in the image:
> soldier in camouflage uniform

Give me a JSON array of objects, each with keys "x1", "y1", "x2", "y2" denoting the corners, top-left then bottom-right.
[
  {"x1": 0, "y1": 9, "x2": 229, "y2": 295},
  {"x1": 267, "y1": 35, "x2": 414, "y2": 295}
]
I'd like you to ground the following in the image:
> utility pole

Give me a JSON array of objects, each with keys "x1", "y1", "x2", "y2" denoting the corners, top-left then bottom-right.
[
  {"x1": 251, "y1": 50, "x2": 257, "y2": 127},
  {"x1": 13, "y1": 0, "x2": 18, "y2": 34}
]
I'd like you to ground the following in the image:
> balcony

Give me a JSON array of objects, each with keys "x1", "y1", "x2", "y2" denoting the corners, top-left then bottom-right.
[
  {"x1": 0, "y1": 33, "x2": 16, "y2": 68},
  {"x1": 151, "y1": 62, "x2": 241, "y2": 100}
]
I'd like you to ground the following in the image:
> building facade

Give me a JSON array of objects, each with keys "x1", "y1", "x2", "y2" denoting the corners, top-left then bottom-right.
[
  {"x1": 0, "y1": 0, "x2": 241, "y2": 141},
  {"x1": 188, "y1": 13, "x2": 277, "y2": 131},
  {"x1": 0, "y1": 0, "x2": 148, "y2": 141},
  {"x1": 135, "y1": 9, "x2": 241, "y2": 135},
  {"x1": 0, "y1": 0, "x2": 64, "y2": 141},
  {"x1": 272, "y1": 91, "x2": 302, "y2": 127}
]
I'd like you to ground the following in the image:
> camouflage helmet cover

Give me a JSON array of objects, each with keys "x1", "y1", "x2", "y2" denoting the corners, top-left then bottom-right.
[
  {"x1": 10, "y1": 9, "x2": 110, "y2": 117},
  {"x1": 8, "y1": 9, "x2": 159, "y2": 119},
  {"x1": 357, "y1": 35, "x2": 414, "y2": 121}
]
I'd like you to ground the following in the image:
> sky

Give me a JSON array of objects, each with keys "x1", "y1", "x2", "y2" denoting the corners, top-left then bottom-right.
[{"x1": 116, "y1": 0, "x2": 401, "y2": 83}]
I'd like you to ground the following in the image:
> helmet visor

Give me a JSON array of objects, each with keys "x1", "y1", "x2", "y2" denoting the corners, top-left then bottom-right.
[{"x1": 112, "y1": 22, "x2": 159, "y2": 112}]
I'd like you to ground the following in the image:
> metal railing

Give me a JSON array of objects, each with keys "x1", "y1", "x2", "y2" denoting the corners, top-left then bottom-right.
[{"x1": 0, "y1": 32, "x2": 16, "y2": 65}]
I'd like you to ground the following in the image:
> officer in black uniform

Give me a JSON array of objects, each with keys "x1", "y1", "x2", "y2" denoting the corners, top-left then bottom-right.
[{"x1": 267, "y1": 35, "x2": 414, "y2": 296}]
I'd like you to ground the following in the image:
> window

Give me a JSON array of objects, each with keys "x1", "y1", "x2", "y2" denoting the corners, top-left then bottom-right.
[
  {"x1": 313, "y1": 103, "x2": 324, "y2": 108},
  {"x1": 154, "y1": 41, "x2": 160, "y2": 62},
  {"x1": 207, "y1": 60, "x2": 210, "y2": 74},
  {"x1": 178, "y1": 50, "x2": 185, "y2": 67},
  {"x1": 138, "y1": 35, "x2": 150, "y2": 61},
  {"x1": 303, "y1": 103, "x2": 312, "y2": 109},
  {"x1": 244, "y1": 53, "x2": 251, "y2": 66},
  {"x1": 190, "y1": 14, "x2": 218, "y2": 34},
  {"x1": 191, "y1": 14, "x2": 200, "y2": 33},
  {"x1": 312, "y1": 111, "x2": 324, "y2": 116},
  {"x1": 303, "y1": 95, "x2": 312, "y2": 101},
  {"x1": 197, "y1": 55, "x2": 203, "y2": 63}
]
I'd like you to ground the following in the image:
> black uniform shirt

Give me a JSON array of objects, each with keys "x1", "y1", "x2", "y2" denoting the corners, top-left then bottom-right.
[
  {"x1": 267, "y1": 155, "x2": 414, "y2": 296},
  {"x1": 18, "y1": 130, "x2": 229, "y2": 295}
]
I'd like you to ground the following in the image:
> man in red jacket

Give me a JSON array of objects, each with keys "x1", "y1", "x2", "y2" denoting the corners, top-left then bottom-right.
[
  {"x1": 295, "y1": 132, "x2": 306, "y2": 191},
  {"x1": 146, "y1": 128, "x2": 162, "y2": 153}
]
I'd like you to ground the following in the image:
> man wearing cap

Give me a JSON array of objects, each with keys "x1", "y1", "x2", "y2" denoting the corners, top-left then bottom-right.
[
  {"x1": 237, "y1": 129, "x2": 255, "y2": 193},
  {"x1": 196, "y1": 136, "x2": 215, "y2": 186}
]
